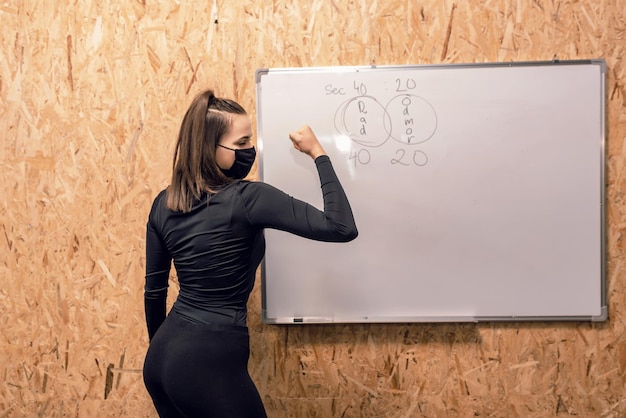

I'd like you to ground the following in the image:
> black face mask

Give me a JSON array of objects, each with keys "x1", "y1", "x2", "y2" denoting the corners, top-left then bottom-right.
[{"x1": 218, "y1": 145, "x2": 256, "y2": 179}]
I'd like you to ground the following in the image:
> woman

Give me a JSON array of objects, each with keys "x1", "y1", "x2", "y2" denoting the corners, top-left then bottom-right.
[{"x1": 142, "y1": 89, "x2": 358, "y2": 417}]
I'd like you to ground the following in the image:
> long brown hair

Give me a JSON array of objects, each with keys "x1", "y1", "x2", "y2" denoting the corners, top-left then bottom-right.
[{"x1": 166, "y1": 89, "x2": 247, "y2": 212}]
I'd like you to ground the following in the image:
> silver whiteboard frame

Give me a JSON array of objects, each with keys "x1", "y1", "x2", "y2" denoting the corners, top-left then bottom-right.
[{"x1": 255, "y1": 59, "x2": 607, "y2": 324}]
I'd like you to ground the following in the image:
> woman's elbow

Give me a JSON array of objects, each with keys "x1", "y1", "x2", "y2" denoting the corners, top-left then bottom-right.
[{"x1": 337, "y1": 224, "x2": 358, "y2": 242}]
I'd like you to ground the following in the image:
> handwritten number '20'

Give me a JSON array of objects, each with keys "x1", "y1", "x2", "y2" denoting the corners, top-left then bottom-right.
[
  {"x1": 391, "y1": 149, "x2": 428, "y2": 166},
  {"x1": 395, "y1": 78, "x2": 417, "y2": 92}
]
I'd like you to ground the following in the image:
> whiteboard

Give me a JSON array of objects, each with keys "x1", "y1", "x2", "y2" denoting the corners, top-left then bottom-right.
[{"x1": 255, "y1": 60, "x2": 606, "y2": 324}]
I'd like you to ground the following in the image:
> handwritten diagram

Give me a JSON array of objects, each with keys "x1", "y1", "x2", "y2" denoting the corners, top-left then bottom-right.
[
  {"x1": 334, "y1": 93, "x2": 438, "y2": 148},
  {"x1": 332, "y1": 83, "x2": 438, "y2": 167}
]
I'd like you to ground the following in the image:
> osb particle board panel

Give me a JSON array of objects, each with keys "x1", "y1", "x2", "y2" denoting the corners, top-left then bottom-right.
[{"x1": 0, "y1": 0, "x2": 625, "y2": 417}]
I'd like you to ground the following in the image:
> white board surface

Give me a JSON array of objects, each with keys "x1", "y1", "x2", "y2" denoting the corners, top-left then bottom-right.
[{"x1": 255, "y1": 60, "x2": 606, "y2": 324}]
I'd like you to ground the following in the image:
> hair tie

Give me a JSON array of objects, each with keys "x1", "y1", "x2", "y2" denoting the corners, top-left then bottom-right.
[{"x1": 206, "y1": 92, "x2": 215, "y2": 112}]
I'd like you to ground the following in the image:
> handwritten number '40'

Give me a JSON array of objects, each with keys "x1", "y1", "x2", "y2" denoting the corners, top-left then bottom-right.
[
  {"x1": 354, "y1": 81, "x2": 367, "y2": 95},
  {"x1": 349, "y1": 149, "x2": 371, "y2": 166}
]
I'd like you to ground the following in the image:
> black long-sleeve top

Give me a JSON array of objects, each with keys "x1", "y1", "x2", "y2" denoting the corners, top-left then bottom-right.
[{"x1": 144, "y1": 156, "x2": 357, "y2": 339}]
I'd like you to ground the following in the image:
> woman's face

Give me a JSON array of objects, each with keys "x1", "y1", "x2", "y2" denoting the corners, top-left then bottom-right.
[{"x1": 216, "y1": 113, "x2": 253, "y2": 170}]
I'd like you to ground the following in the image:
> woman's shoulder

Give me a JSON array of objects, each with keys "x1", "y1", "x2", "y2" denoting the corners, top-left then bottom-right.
[
  {"x1": 150, "y1": 188, "x2": 168, "y2": 206},
  {"x1": 147, "y1": 188, "x2": 169, "y2": 215},
  {"x1": 232, "y1": 179, "x2": 280, "y2": 197}
]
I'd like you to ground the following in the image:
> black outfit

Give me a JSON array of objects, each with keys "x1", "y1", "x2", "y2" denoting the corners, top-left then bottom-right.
[{"x1": 143, "y1": 156, "x2": 357, "y2": 417}]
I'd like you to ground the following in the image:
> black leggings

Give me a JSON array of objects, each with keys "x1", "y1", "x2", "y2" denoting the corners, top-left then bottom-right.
[{"x1": 143, "y1": 311, "x2": 267, "y2": 418}]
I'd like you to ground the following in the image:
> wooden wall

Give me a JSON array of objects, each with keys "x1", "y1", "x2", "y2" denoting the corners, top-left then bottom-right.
[{"x1": 1, "y1": 0, "x2": 625, "y2": 417}]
